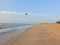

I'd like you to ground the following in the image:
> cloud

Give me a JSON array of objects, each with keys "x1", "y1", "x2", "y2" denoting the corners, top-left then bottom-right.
[
  {"x1": 30, "y1": 13, "x2": 48, "y2": 16},
  {"x1": 0, "y1": 11, "x2": 49, "y2": 23},
  {"x1": 0, "y1": 11, "x2": 48, "y2": 16},
  {"x1": 0, "y1": 11, "x2": 26, "y2": 15}
]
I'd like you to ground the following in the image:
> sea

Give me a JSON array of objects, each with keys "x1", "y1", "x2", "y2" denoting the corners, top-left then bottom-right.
[
  {"x1": 0, "y1": 23, "x2": 34, "y2": 45},
  {"x1": 0, "y1": 23, "x2": 34, "y2": 34}
]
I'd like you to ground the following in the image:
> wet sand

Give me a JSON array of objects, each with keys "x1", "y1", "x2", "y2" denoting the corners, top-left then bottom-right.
[
  {"x1": 4, "y1": 24, "x2": 60, "y2": 45},
  {"x1": 0, "y1": 28, "x2": 27, "y2": 45}
]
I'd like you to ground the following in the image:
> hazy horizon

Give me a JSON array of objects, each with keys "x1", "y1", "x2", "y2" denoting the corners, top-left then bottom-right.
[{"x1": 0, "y1": 0, "x2": 60, "y2": 23}]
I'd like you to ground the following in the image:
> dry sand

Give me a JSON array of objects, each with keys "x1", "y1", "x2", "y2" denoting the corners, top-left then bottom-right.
[{"x1": 4, "y1": 24, "x2": 60, "y2": 45}]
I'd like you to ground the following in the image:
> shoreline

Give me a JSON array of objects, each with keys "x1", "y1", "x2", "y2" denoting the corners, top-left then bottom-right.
[
  {"x1": 0, "y1": 25, "x2": 34, "y2": 45},
  {"x1": 4, "y1": 24, "x2": 60, "y2": 45}
]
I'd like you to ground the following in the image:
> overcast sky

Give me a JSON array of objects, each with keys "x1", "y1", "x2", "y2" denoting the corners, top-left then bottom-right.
[{"x1": 0, "y1": 0, "x2": 60, "y2": 23}]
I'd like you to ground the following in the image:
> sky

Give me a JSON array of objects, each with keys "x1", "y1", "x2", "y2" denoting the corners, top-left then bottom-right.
[{"x1": 0, "y1": 0, "x2": 60, "y2": 23}]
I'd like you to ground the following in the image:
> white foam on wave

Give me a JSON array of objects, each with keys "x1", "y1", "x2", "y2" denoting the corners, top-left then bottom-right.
[{"x1": 0, "y1": 25, "x2": 33, "y2": 34}]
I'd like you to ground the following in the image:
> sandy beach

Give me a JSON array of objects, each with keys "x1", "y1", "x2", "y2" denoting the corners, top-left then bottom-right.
[{"x1": 4, "y1": 24, "x2": 60, "y2": 45}]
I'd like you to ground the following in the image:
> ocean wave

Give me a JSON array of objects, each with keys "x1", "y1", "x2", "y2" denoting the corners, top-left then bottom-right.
[{"x1": 0, "y1": 25, "x2": 33, "y2": 34}]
